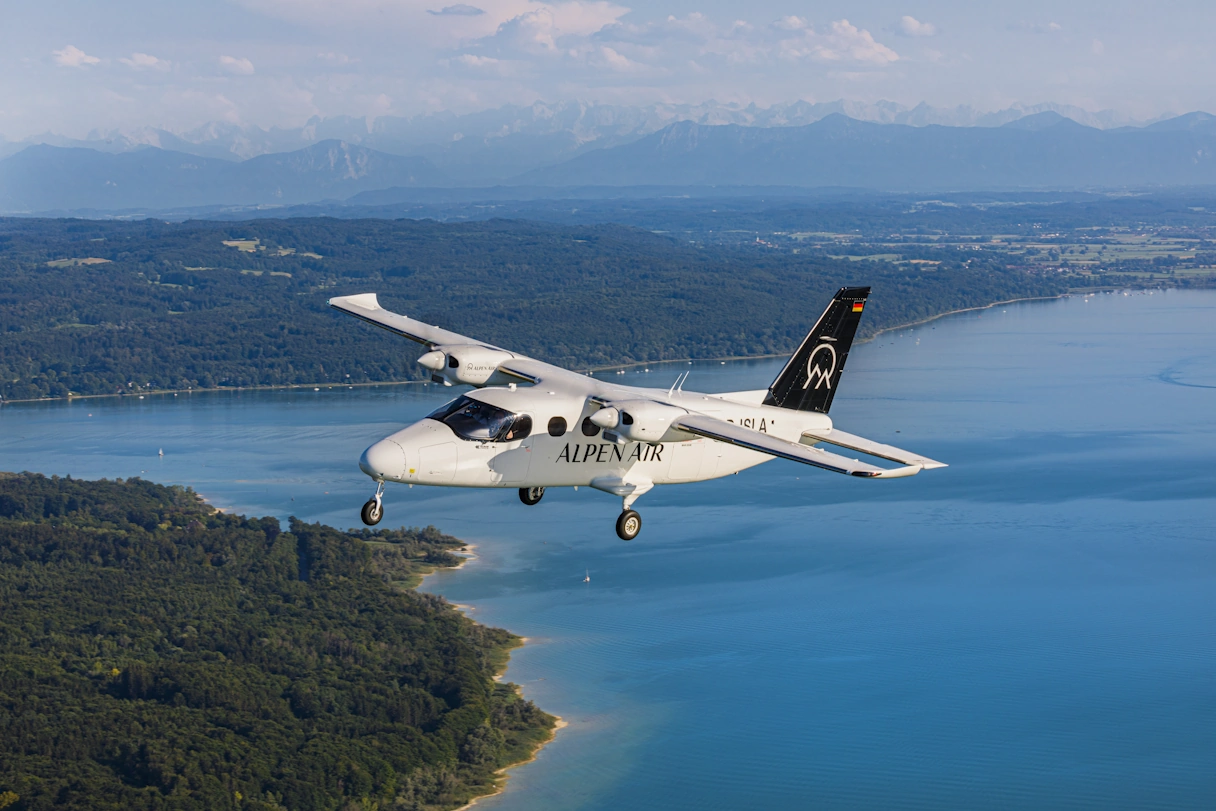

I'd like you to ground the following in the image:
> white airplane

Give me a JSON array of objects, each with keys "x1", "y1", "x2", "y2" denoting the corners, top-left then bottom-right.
[{"x1": 331, "y1": 287, "x2": 945, "y2": 540}]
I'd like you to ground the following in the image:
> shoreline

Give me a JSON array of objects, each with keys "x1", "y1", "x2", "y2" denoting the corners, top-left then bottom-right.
[
  {"x1": 456, "y1": 718, "x2": 568, "y2": 811},
  {"x1": 0, "y1": 292, "x2": 1079, "y2": 407},
  {"x1": 418, "y1": 542, "x2": 566, "y2": 811}
]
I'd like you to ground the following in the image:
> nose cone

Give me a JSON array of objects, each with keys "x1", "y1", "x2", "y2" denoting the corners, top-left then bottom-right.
[{"x1": 360, "y1": 439, "x2": 406, "y2": 480}]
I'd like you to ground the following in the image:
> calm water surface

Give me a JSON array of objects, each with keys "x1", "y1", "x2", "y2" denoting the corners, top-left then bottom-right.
[{"x1": 2, "y1": 290, "x2": 1214, "y2": 810}]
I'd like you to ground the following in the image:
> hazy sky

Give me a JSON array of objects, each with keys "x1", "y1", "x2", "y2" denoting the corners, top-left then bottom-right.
[{"x1": 2, "y1": 0, "x2": 1214, "y2": 138}]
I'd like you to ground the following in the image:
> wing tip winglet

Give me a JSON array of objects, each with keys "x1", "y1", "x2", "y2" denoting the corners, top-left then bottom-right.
[{"x1": 328, "y1": 293, "x2": 381, "y2": 311}]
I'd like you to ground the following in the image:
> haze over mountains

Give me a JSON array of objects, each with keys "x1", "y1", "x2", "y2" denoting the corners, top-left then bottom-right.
[
  {"x1": 0, "y1": 141, "x2": 444, "y2": 212},
  {"x1": 1, "y1": 101, "x2": 1214, "y2": 214},
  {"x1": 0, "y1": 99, "x2": 1177, "y2": 168},
  {"x1": 518, "y1": 112, "x2": 1216, "y2": 190}
]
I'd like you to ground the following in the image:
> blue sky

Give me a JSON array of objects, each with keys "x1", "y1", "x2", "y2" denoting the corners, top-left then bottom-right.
[{"x1": 2, "y1": 0, "x2": 1213, "y2": 138}]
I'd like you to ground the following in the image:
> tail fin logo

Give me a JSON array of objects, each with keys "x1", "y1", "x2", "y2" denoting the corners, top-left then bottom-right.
[{"x1": 802, "y1": 342, "x2": 837, "y2": 391}]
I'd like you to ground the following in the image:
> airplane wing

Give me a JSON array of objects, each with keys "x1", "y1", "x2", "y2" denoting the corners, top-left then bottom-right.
[
  {"x1": 328, "y1": 293, "x2": 504, "y2": 350},
  {"x1": 800, "y1": 427, "x2": 947, "y2": 470},
  {"x1": 673, "y1": 413, "x2": 927, "y2": 478},
  {"x1": 330, "y1": 293, "x2": 587, "y2": 387}
]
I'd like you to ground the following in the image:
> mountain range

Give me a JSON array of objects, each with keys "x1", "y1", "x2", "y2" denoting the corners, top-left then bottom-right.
[
  {"x1": 516, "y1": 111, "x2": 1216, "y2": 190},
  {"x1": 0, "y1": 140, "x2": 444, "y2": 212},
  {"x1": 0, "y1": 99, "x2": 1179, "y2": 182},
  {"x1": 2, "y1": 109, "x2": 1214, "y2": 214}
]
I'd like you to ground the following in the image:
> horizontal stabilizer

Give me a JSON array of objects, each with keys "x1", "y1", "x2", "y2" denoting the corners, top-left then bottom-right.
[
  {"x1": 674, "y1": 414, "x2": 922, "y2": 478},
  {"x1": 801, "y1": 428, "x2": 947, "y2": 470}
]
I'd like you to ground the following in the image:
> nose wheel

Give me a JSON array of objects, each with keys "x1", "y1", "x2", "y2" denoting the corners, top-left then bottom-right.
[
  {"x1": 361, "y1": 481, "x2": 385, "y2": 526},
  {"x1": 615, "y1": 509, "x2": 642, "y2": 541},
  {"x1": 519, "y1": 486, "x2": 545, "y2": 506}
]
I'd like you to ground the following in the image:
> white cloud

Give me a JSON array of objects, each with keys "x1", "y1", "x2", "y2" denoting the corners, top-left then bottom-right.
[
  {"x1": 590, "y1": 45, "x2": 642, "y2": 72},
  {"x1": 771, "y1": 18, "x2": 899, "y2": 65},
  {"x1": 1091, "y1": 39, "x2": 1105, "y2": 56},
  {"x1": 53, "y1": 45, "x2": 100, "y2": 68},
  {"x1": 463, "y1": 10, "x2": 899, "y2": 76},
  {"x1": 456, "y1": 53, "x2": 502, "y2": 68},
  {"x1": 897, "y1": 16, "x2": 936, "y2": 37},
  {"x1": 120, "y1": 52, "x2": 170, "y2": 70},
  {"x1": 469, "y1": 2, "x2": 629, "y2": 59},
  {"x1": 428, "y1": 4, "x2": 484, "y2": 14},
  {"x1": 220, "y1": 55, "x2": 256, "y2": 74}
]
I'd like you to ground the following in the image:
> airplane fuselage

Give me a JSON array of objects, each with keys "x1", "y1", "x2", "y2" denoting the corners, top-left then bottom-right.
[{"x1": 363, "y1": 384, "x2": 833, "y2": 490}]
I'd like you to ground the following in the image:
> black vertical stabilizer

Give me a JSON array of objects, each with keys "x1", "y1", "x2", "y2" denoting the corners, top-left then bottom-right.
[{"x1": 763, "y1": 286, "x2": 870, "y2": 414}]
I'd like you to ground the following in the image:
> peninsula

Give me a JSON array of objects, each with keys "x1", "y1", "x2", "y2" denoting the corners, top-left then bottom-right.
[{"x1": 0, "y1": 472, "x2": 556, "y2": 810}]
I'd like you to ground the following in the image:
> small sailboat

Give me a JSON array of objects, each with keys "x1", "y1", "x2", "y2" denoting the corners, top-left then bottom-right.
[
  {"x1": 583, "y1": 569, "x2": 590, "y2": 583},
  {"x1": 158, "y1": 448, "x2": 164, "y2": 457}
]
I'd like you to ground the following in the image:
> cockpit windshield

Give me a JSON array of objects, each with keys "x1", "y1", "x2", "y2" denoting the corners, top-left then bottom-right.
[{"x1": 427, "y1": 396, "x2": 532, "y2": 442}]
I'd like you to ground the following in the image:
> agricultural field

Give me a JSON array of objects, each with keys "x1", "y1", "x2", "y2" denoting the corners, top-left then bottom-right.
[{"x1": 785, "y1": 226, "x2": 1216, "y2": 285}]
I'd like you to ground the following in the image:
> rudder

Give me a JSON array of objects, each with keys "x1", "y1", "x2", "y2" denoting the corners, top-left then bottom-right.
[{"x1": 763, "y1": 286, "x2": 870, "y2": 414}]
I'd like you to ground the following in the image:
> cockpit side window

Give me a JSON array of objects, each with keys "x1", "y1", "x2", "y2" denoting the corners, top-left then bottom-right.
[
  {"x1": 427, "y1": 395, "x2": 527, "y2": 442},
  {"x1": 504, "y1": 414, "x2": 532, "y2": 441}
]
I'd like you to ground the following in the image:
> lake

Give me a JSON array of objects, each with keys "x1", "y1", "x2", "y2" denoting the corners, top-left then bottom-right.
[{"x1": 2, "y1": 289, "x2": 1214, "y2": 810}]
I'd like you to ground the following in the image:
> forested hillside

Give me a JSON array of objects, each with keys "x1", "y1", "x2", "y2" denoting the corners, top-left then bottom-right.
[
  {"x1": 0, "y1": 472, "x2": 554, "y2": 811},
  {"x1": 0, "y1": 217, "x2": 1074, "y2": 401}
]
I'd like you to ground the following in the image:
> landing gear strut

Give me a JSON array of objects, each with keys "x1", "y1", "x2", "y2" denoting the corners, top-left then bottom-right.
[
  {"x1": 519, "y1": 486, "x2": 545, "y2": 506},
  {"x1": 612, "y1": 487, "x2": 648, "y2": 541},
  {"x1": 361, "y1": 480, "x2": 385, "y2": 526},
  {"x1": 615, "y1": 509, "x2": 642, "y2": 541}
]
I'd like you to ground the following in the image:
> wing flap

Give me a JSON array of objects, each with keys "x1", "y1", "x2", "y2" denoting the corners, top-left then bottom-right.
[
  {"x1": 329, "y1": 293, "x2": 496, "y2": 349},
  {"x1": 673, "y1": 414, "x2": 921, "y2": 478},
  {"x1": 801, "y1": 428, "x2": 947, "y2": 470}
]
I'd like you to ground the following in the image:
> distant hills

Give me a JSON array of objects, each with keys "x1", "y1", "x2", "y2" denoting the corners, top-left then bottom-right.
[
  {"x1": 1, "y1": 110, "x2": 1214, "y2": 213},
  {"x1": 0, "y1": 140, "x2": 445, "y2": 212},
  {"x1": 517, "y1": 112, "x2": 1216, "y2": 190},
  {"x1": 0, "y1": 99, "x2": 1180, "y2": 175}
]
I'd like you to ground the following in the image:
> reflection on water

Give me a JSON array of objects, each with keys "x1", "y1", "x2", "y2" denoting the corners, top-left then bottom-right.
[{"x1": 3, "y1": 289, "x2": 1215, "y2": 810}]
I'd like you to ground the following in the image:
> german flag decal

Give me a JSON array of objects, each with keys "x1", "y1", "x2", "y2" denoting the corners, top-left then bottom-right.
[{"x1": 852, "y1": 301, "x2": 865, "y2": 313}]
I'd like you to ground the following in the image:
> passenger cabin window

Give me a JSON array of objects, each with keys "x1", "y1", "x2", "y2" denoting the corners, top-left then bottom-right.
[
  {"x1": 427, "y1": 395, "x2": 529, "y2": 442},
  {"x1": 581, "y1": 416, "x2": 599, "y2": 437},
  {"x1": 547, "y1": 416, "x2": 567, "y2": 436}
]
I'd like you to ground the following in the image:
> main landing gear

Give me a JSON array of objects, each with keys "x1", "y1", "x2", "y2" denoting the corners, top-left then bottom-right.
[
  {"x1": 519, "y1": 484, "x2": 644, "y2": 540},
  {"x1": 615, "y1": 509, "x2": 642, "y2": 541},
  {"x1": 519, "y1": 486, "x2": 545, "y2": 506},
  {"x1": 361, "y1": 480, "x2": 385, "y2": 526}
]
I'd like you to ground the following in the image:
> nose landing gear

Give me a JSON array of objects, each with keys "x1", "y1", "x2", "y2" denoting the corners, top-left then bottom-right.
[
  {"x1": 361, "y1": 480, "x2": 385, "y2": 526},
  {"x1": 519, "y1": 486, "x2": 545, "y2": 505}
]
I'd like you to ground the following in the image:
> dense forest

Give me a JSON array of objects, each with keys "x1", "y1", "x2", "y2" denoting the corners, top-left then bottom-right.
[
  {"x1": 0, "y1": 217, "x2": 1079, "y2": 401},
  {"x1": 243, "y1": 190, "x2": 1216, "y2": 238},
  {"x1": 0, "y1": 472, "x2": 555, "y2": 810}
]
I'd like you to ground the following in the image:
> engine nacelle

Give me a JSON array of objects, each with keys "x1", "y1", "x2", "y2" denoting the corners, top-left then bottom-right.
[
  {"x1": 593, "y1": 399, "x2": 688, "y2": 444},
  {"x1": 418, "y1": 344, "x2": 514, "y2": 386}
]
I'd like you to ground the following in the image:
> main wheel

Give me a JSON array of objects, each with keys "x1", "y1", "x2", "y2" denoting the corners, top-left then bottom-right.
[
  {"x1": 615, "y1": 509, "x2": 642, "y2": 541},
  {"x1": 519, "y1": 486, "x2": 545, "y2": 506},
  {"x1": 361, "y1": 498, "x2": 383, "y2": 526}
]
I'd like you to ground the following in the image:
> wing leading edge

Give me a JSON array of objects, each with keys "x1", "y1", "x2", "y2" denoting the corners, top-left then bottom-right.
[
  {"x1": 674, "y1": 413, "x2": 930, "y2": 478},
  {"x1": 328, "y1": 293, "x2": 499, "y2": 350}
]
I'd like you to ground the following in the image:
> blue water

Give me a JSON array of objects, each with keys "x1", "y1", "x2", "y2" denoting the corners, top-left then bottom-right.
[{"x1": 2, "y1": 289, "x2": 1214, "y2": 810}]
